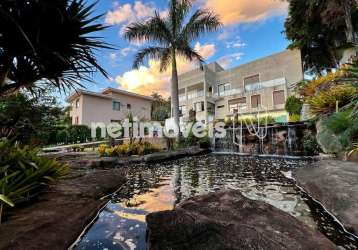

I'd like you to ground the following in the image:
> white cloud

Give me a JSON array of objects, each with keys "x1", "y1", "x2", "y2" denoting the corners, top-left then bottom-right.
[
  {"x1": 203, "y1": 0, "x2": 288, "y2": 26},
  {"x1": 114, "y1": 43, "x2": 216, "y2": 96},
  {"x1": 217, "y1": 52, "x2": 244, "y2": 69},
  {"x1": 105, "y1": 1, "x2": 168, "y2": 35}
]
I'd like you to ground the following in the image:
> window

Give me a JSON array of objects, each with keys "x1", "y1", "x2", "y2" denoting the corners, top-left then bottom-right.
[
  {"x1": 127, "y1": 104, "x2": 132, "y2": 109},
  {"x1": 194, "y1": 101, "x2": 204, "y2": 112},
  {"x1": 244, "y1": 74, "x2": 261, "y2": 92},
  {"x1": 273, "y1": 90, "x2": 285, "y2": 105},
  {"x1": 251, "y1": 95, "x2": 261, "y2": 108},
  {"x1": 75, "y1": 116, "x2": 79, "y2": 125},
  {"x1": 179, "y1": 105, "x2": 186, "y2": 116},
  {"x1": 207, "y1": 102, "x2": 215, "y2": 115},
  {"x1": 113, "y1": 101, "x2": 121, "y2": 111},
  {"x1": 229, "y1": 97, "x2": 247, "y2": 113},
  {"x1": 218, "y1": 83, "x2": 231, "y2": 96},
  {"x1": 75, "y1": 99, "x2": 80, "y2": 108}
]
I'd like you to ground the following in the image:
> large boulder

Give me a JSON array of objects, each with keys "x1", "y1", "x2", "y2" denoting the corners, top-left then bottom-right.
[{"x1": 146, "y1": 190, "x2": 335, "y2": 250}]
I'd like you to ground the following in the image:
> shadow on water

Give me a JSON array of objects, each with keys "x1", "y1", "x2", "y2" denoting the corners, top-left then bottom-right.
[{"x1": 73, "y1": 154, "x2": 357, "y2": 250}]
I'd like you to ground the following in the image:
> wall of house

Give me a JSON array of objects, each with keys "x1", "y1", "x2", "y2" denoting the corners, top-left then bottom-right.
[{"x1": 69, "y1": 93, "x2": 152, "y2": 127}]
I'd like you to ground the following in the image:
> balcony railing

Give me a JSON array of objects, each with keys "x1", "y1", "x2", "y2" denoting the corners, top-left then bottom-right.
[{"x1": 245, "y1": 78, "x2": 286, "y2": 92}]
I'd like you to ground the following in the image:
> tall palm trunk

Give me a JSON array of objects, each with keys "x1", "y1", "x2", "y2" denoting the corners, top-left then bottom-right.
[
  {"x1": 343, "y1": 0, "x2": 355, "y2": 43},
  {"x1": 171, "y1": 49, "x2": 180, "y2": 140}
]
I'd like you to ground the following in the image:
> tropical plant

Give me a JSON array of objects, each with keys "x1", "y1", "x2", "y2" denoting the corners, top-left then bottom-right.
[
  {"x1": 0, "y1": 0, "x2": 110, "y2": 96},
  {"x1": 285, "y1": 0, "x2": 358, "y2": 74},
  {"x1": 289, "y1": 114, "x2": 301, "y2": 123},
  {"x1": 0, "y1": 92, "x2": 67, "y2": 145},
  {"x1": 285, "y1": 96, "x2": 303, "y2": 115},
  {"x1": 98, "y1": 142, "x2": 161, "y2": 157},
  {"x1": 124, "y1": 0, "x2": 221, "y2": 140},
  {"x1": 308, "y1": 85, "x2": 357, "y2": 115},
  {"x1": 151, "y1": 93, "x2": 171, "y2": 121},
  {"x1": 0, "y1": 139, "x2": 69, "y2": 223},
  {"x1": 303, "y1": 132, "x2": 321, "y2": 156}
]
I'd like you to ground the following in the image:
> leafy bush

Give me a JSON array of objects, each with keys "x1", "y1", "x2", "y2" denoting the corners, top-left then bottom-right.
[
  {"x1": 289, "y1": 114, "x2": 301, "y2": 122},
  {"x1": 323, "y1": 111, "x2": 358, "y2": 149},
  {"x1": 303, "y1": 133, "x2": 321, "y2": 156},
  {"x1": 98, "y1": 142, "x2": 161, "y2": 157},
  {"x1": 199, "y1": 135, "x2": 211, "y2": 149},
  {"x1": 68, "y1": 125, "x2": 91, "y2": 143},
  {"x1": 285, "y1": 96, "x2": 303, "y2": 115},
  {"x1": 0, "y1": 139, "x2": 69, "y2": 223},
  {"x1": 308, "y1": 85, "x2": 357, "y2": 116}
]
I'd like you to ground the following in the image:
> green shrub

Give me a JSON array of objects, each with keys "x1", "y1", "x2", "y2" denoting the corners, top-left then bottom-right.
[
  {"x1": 199, "y1": 135, "x2": 211, "y2": 149},
  {"x1": 68, "y1": 125, "x2": 91, "y2": 143},
  {"x1": 0, "y1": 139, "x2": 69, "y2": 223},
  {"x1": 285, "y1": 96, "x2": 303, "y2": 115},
  {"x1": 289, "y1": 114, "x2": 301, "y2": 123},
  {"x1": 303, "y1": 133, "x2": 320, "y2": 156},
  {"x1": 308, "y1": 85, "x2": 357, "y2": 116},
  {"x1": 323, "y1": 111, "x2": 358, "y2": 148}
]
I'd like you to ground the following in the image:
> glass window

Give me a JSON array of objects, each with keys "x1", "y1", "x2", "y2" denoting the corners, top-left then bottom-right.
[
  {"x1": 218, "y1": 83, "x2": 231, "y2": 96},
  {"x1": 127, "y1": 104, "x2": 132, "y2": 109},
  {"x1": 228, "y1": 97, "x2": 247, "y2": 113},
  {"x1": 75, "y1": 99, "x2": 80, "y2": 108},
  {"x1": 194, "y1": 101, "x2": 204, "y2": 112},
  {"x1": 179, "y1": 105, "x2": 186, "y2": 116},
  {"x1": 113, "y1": 101, "x2": 121, "y2": 111},
  {"x1": 273, "y1": 90, "x2": 285, "y2": 105},
  {"x1": 251, "y1": 95, "x2": 261, "y2": 108},
  {"x1": 244, "y1": 74, "x2": 261, "y2": 92}
]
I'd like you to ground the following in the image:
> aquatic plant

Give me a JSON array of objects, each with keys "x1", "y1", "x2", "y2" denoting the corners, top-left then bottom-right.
[{"x1": 0, "y1": 139, "x2": 69, "y2": 223}]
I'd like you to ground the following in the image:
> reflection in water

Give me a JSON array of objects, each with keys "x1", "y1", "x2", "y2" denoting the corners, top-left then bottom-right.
[{"x1": 74, "y1": 154, "x2": 357, "y2": 250}]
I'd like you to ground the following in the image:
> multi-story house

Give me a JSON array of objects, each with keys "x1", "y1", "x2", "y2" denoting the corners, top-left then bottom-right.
[
  {"x1": 177, "y1": 49, "x2": 303, "y2": 124},
  {"x1": 67, "y1": 88, "x2": 153, "y2": 126}
]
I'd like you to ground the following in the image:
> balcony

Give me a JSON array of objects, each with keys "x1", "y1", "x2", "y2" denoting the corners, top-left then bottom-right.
[{"x1": 245, "y1": 78, "x2": 286, "y2": 92}]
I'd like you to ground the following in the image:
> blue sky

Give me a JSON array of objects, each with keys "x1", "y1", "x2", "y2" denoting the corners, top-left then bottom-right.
[{"x1": 76, "y1": 0, "x2": 290, "y2": 98}]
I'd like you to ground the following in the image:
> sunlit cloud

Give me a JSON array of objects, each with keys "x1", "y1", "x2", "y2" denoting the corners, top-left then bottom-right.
[
  {"x1": 217, "y1": 52, "x2": 245, "y2": 69},
  {"x1": 203, "y1": 0, "x2": 288, "y2": 26},
  {"x1": 106, "y1": 1, "x2": 168, "y2": 35},
  {"x1": 115, "y1": 43, "x2": 216, "y2": 97}
]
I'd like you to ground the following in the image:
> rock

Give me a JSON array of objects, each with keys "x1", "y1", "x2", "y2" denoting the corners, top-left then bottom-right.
[
  {"x1": 0, "y1": 169, "x2": 127, "y2": 250},
  {"x1": 295, "y1": 160, "x2": 358, "y2": 234},
  {"x1": 316, "y1": 120, "x2": 343, "y2": 154},
  {"x1": 146, "y1": 190, "x2": 335, "y2": 250}
]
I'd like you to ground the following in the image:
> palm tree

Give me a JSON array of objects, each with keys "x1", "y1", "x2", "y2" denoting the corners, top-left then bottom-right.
[
  {"x1": 0, "y1": 0, "x2": 111, "y2": 96},
  {"x1": 124, "y1": 0, "x2": 221, "y2": 139}
]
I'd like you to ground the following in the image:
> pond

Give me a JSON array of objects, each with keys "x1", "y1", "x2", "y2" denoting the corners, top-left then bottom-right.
[{"x1": 73, "y1": 154, "x2": 357, "y2": 250}]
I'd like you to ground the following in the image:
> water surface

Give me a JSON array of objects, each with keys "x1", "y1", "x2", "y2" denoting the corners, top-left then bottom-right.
[{"x1": 74, "y1": 154, "x2": 357, "y2": 250}]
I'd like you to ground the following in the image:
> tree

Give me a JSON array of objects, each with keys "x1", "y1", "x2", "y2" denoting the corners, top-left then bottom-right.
[
  {"x1": 0, "y1": 0, "x2": 111, "y2": 96},
  {"x1": 285, "y1": 0, "x2": 358, "y2": 74},
  {"x1": 124, "y1": 0, "x2": 221, "y2": 140},
  {"x1": 0, "y1": 92, "x2": 66, "y2": 145},
  {"x1": 151, "y1": 93, "x2": 170, "y2": 121}
]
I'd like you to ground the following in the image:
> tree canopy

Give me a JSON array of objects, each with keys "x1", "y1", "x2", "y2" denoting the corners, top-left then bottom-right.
[{"x1": 285, "y1": 0, "x2": 358, "y2": 74}]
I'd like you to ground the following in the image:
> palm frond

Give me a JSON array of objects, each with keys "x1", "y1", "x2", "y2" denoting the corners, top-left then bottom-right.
[
  {"x1": 133, "y1": 47, "x2": 169, "y2": 69},
  {"x1": 177, "y1": 44, "x2": 204, "y2": 68},
  {"x1": 124, "y1": 12, "x2": 172, "y2": 45},
  {"x1": 181, "y1": 9, "x2": 222, "y2": 42}
]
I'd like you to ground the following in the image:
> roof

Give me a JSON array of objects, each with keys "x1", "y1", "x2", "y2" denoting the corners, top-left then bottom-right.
[
  {"x1": 101, "y1": 87, "x2": 154, "y2": 101},
  {"x1": 66, "y1": 88, "x2": 154, "y2": 102}
]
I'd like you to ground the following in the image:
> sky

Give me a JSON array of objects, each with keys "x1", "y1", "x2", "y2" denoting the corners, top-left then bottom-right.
[{"x1": 76, "y1": 0, "x2": 290, "y2": 99}]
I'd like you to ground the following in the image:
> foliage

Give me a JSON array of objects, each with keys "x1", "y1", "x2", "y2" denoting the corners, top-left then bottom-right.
[
  {"x1": 0, "y1": 92, "x2": 68, "y2": 145},
  {"x1": 303, "y1": 132, "x2": 321, "y2": 156},
  {"x1": 0, "y1": 0, "x2": 111, "y2": 96},
  {"x1": 98, "y1": 142, "x2": 161, "y2": 157},
  {"x1": 285, "y1": 96, "x2": 303, "y2": 115},
  {"x1": 323, "y1": 111, "x2": 358, "y2": 149},
  {"x1": 198, "y1": 135, "x2": 211, "y2": 149},
  {"x1": 348, "y1": 143, "x2": 358, "y2": 157},
  {"x1": 285, "y1": 0, "x2": 358, "y2": 74},
  {"x1": 151, "y1": 93, "x2": 170, "y2": 121},
  {"x1": 225, "y1": 116, "x2": 276, "y2": 127},
  {"x1": 289, "y1": 114, "x2": 301, "y2": 123},
  {"x1": 124, "y1": 0, "x2": 221, "y2": 134},
  {"x1": 308, "y1": 85, "x2": 357, "y2": 115},
  {"x1": 0, "y1": 139, "x2": 69, "y2": 223}
]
